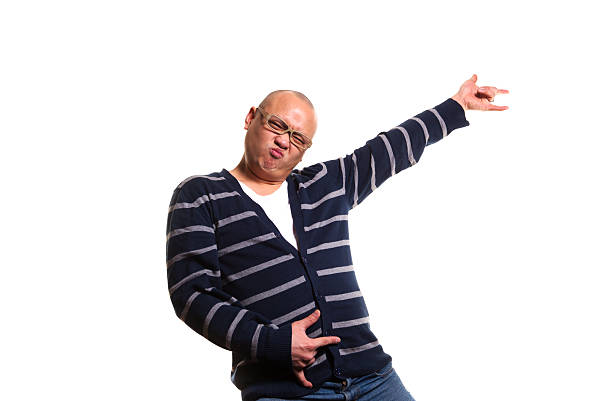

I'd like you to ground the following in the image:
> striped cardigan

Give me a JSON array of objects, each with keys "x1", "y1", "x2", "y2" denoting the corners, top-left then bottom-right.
[{"x1": 166, "y1": 98, "x2": 469, "y2": 401}]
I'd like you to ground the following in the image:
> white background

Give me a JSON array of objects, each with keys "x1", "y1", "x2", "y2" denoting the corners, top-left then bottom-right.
[{"x1": 1, "y1": 1, "x2": 610, "y2": 400}]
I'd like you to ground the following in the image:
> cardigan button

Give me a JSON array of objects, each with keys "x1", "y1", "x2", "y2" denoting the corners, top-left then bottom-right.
[{"x1": 334, "y1": 368, "x2": 343, "y2": 376}]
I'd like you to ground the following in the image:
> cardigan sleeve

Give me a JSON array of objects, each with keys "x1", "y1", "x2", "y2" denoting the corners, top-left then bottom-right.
[
  {"x1": 340, "y1": 98, "x2": 470, "y2": 209},
  {"x1": 166, "y1": 181, "x2": 292, "y2": 368}
]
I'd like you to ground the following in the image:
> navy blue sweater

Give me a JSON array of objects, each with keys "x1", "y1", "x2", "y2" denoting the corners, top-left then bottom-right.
[{"x1": 166, "y1": 98, "x2": 469, "y2": 401}]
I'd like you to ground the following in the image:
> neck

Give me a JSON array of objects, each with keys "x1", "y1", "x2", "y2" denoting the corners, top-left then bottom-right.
[{"x1": 229, "y1": 156, "x2": 286, "y2": 195}]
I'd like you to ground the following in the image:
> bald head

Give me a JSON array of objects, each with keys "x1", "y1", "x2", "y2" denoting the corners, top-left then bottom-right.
[
  {"x1": 258, "y1": 90, "x2": 315, "y2": 111},
  {"x1": 256, "y1": 90, "x2": 317, "y2": 138}
]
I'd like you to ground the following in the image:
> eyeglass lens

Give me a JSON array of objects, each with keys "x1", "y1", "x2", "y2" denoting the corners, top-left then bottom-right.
[{"x1": 267, "y1": 115, "x2": 308, "y2": 148}]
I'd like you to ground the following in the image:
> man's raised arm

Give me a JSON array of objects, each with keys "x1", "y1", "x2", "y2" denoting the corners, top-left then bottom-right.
[{"x1": 333, "y1": 74, "x2": 509, "y2": 209}]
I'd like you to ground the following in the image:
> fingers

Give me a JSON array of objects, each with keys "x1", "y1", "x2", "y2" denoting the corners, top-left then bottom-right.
[
  {"x1": 485, "y1": 104, "x2": 509, "y2": 111},
  {"x1": 467, "y1": 74, "x2": 510, "y2": 97},
  {"x1": 294, "y1": 368, "x2": 312, "y2": 388},
  {"x1": 478, "y1": 86, "x2": 510, "y2": 97},
  {"x1": 476, "y1": 92, "x2": 509, "y2": 110},
  {"x1": 298, "y1": 309, "x2": 321, "y2": 329},
  {"x1": 477, "y1": 86, "x2": 495, "y2": 99},
  {"x1": 312, "y1": 335, "x2": 341, "y2": 348},
  {"x1": 295, "y1": 356, "x2": 315, "y2": 369},
  {"x1": 458, "y1": 76, "x2": 509, "y2": 111},
  {"x1": 476, "y1": 89, "x2": 494, "y2": 102},
  {"x1": 476, "y1": 86, "x2": 510, "y2": 110}
]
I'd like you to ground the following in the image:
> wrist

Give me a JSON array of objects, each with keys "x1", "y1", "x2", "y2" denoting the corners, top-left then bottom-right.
[
  {"x1": 451, "y1": 94, "x2": 467, "y2": 111},
  {"x1": 434, "y1": 98, "x2": 470, "y2": 133}
]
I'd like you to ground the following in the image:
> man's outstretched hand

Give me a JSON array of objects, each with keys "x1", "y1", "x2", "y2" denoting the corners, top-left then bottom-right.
[
  {"x1": 290, "y1": 309, "x2": 341, "y2": 388},
  {"x1": 451, "y1": 74, "x2": 509, "y2": 111}
]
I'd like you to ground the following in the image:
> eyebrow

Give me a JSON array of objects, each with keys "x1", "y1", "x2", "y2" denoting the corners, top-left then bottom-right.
[{"x1": 270, "y1": 112, "x2": 309, "y2": 136}]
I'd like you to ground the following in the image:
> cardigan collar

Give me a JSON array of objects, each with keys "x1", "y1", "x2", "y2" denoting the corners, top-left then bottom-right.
[{"x1": 220, "y1": 168, "x2": 305, "y2": 258}]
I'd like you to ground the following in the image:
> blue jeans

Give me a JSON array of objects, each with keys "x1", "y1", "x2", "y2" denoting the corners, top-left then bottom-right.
[{"x1": 257, "y1": 362, "x2": 416, "y2": 401}]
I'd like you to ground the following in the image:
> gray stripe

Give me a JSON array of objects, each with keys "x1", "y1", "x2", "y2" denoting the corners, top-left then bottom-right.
[
  {"x1": 271, "y1": 301, "x2": 316, "y2": 325},
  {"x1": 370, "y1": 154, "x2": 376, "y2": 191},
  {"x1": 304, "y1": 214, "x2": 349, "y2": 231},
  {"x1": 251, "y1": 324, "x2": 263, "y2": 359},
  {"x1": 379, "y1": 134, "x2": 396, "y2": 176},
  {"x1": 169, "y1": 268, "x2": 221, "y2": 295},
  {"x1": 308, "y1": 328, "x2": 322, "y2": 338},
  {"x1": 324, "y1": 290, "x2": 362, "y2": 302},
  {"x1": 316, "y1": 265, "x2": 354, "y2": 277},
  {"x1": 301, "y1": 158, "x2": 346, "y2": 210},
  {"x1": 217, "y1": 233, "x2": 276, "y2": 257},
  {"x1": 339, "y1": 340, "x2": 380, "y2": 356},
  {"x1": 351, "y1": 153, "x2": 358, "y2": 208},
  {"x1": 167, "y1": 224, "x2": 214, "y2": 240},
  {"x1": 178, "y1": 174, "x2": 225, "y2": 188},
  {"x1": 299, "y1": 163, "x2": 327, "y2": 189},
  {"x1": 226, "y1": 309, "x2": 248, "y2": 348},
  {"x1": 224, "y1": 254, "x2": 294, "y2": 284},
  {"x1": 241, "y1": 276, "x2": 306, "y2": 306},
  {"x1": 307, "y1": 240, "x2": 350, "y2": 255},
  {"x1": 202, "y1": 301, "x2": 229, "y2": 337},
  {"x1": 306, "y1": 353, "x2": 327, "y2": 369},
  {"x1": 201, "y1": 287, "x2": 238, "y2": 305},
  {"x1": 428, "y1": 108, "x2": 447, "y2": 137},
  {"x1": 233, "y1": 359, "x2": 254, "y2": 372},
  {"x1": 180, "y1": 291, "x2": 201, "y2": 321},
  {"x1": 217, "y1": 211, "x2": 258, "y2": 228},
  {"x1": 332, "y1": 316, "x2": 370, "y2": 329},
  {"x1": 409, "y1": 117, "x2": 429, "y2": 144},
  {"x1": 301, "y1": 188, "x2": 344, "y2": 210},
  {"x1": 393, "y1": 126, "x2": 417, "y2": 166},
  {"x1": 166, "y1": 244, "x2": 217, "y2": 269},
  {"x1": 169, "y1": 191, "x2": 240, "y2": 213}
]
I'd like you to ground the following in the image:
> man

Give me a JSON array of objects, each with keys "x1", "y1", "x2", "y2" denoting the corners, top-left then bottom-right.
[{"x1": 166, "y1": 74, "x2": 509, "y2": 401}]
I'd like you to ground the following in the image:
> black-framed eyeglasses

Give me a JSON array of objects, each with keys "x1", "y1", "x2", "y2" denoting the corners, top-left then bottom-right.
[{"x1": 256, "y1": 108, "x2": 313, "y2": 151}]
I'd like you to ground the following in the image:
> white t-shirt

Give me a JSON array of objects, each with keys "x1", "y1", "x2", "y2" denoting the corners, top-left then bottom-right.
[{"x1": 235, "y1": 179, "x2": 299, "y2": 251}]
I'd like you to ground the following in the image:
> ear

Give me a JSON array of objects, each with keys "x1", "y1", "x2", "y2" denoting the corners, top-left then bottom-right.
[{"x1": 244, "y1": 107, "x2": 257, "y2": 130}]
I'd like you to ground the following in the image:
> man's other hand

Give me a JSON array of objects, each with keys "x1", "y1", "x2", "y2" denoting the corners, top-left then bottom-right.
[
  {"x1": 290, "y1": 309, "x2": 341, "y2": 387},
  {"x1": 452, "y1": 74, "x2": 510, "y2": 111}
]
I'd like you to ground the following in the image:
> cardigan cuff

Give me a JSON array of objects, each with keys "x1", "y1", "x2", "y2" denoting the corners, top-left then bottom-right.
[
  {"x1": 258, "y1": 324, "x2": 293, "y2": 368},
  {"x1": 436, "y1": 98, "x2": 470, "y2": 133}
]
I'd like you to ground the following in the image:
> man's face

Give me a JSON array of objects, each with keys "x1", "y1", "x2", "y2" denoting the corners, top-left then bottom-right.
[{"x1": 242, "y1": 93, "x2": 317, "y2": 182}]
